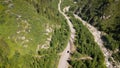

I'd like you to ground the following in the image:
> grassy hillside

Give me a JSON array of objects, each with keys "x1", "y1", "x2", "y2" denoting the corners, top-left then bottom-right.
[{"x1": 0, "y1": 0, "x2": 70, "y2": 68}]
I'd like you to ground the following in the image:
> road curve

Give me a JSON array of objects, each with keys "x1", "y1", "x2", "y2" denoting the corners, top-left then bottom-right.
[
  {"x1": 74, "y1": 14, "x2": 113, "y2": 68},
  {"x1": 57, "y1": 0, "x2": 76, "y2": 68}
]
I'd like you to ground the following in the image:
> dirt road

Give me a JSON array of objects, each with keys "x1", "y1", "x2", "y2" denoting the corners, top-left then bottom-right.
[{"x1": 57, "y1": 0, "x2": 76, "y2": 68}]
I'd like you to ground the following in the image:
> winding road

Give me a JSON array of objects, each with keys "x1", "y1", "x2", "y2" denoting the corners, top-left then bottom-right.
[
  {"x1": 58, "y1": 0, "x2": 114, "y2": 68},
  {"x1": 57, "y1": 0, "x2": 76, "y2": 68}
]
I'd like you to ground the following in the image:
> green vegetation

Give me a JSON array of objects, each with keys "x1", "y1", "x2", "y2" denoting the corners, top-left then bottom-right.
[
  {"x1": 61, "y1": 0, "x2": 120, "y2": 65},
  {"x1": 0, "y1": 0, "x2": 70, "y2": 68},
  {"x1": 73, "y1": 0, "x2": 120, "y2": 51},
  {"x1": 1, "y1": 0, "x2": 119, "y2": 67},
  {"x1": 0, "y1": 37, "x2": 9, "y2": 67},
  {"x1": 73, "y1": 0, "x2": 120, "y2": 62},
  {"x1": 67, "y1": 15, "x2": 106, "y2": 68},
  {"x1": 60, "y1": 0, "x2": 106, "y2": 67},
  {"x1": 50, "y1": 21, "x2": 70, "y2": 53}
]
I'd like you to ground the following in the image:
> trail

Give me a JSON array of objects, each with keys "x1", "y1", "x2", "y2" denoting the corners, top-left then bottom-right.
[
  {"x1": 57, "y1": 0, "x2": 76, "y2": 68},
  {"x1": 74, "y1": 14, "x2": 113, "y2": 68}
]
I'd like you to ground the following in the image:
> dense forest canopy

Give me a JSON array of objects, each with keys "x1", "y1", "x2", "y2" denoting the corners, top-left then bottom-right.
[{"x1": 72, "y1": 0, "x2": 120, "y2": 50}]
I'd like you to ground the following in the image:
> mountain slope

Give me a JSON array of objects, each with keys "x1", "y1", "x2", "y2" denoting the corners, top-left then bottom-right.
[{"x1": 0, "y1": 0, "x2": 70, "y2": 68}]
